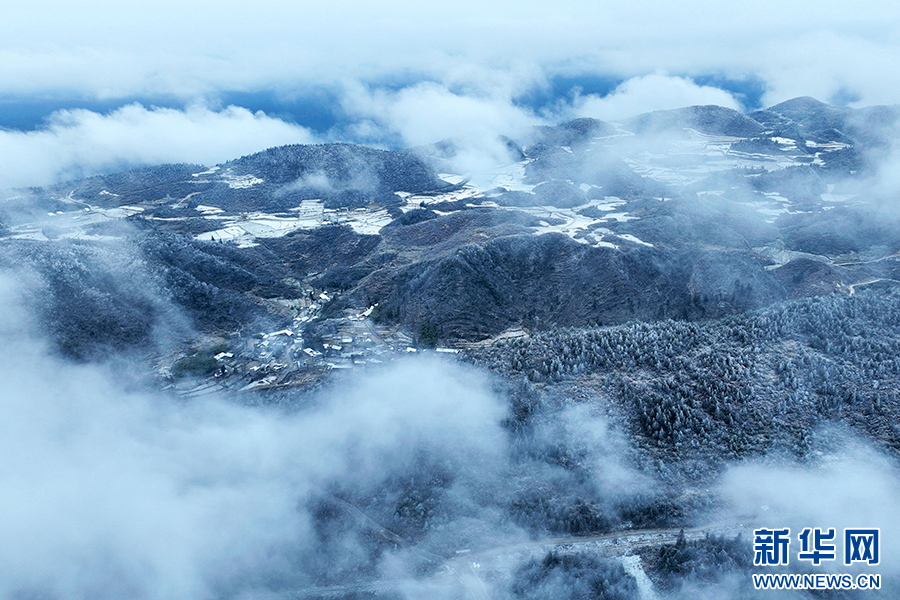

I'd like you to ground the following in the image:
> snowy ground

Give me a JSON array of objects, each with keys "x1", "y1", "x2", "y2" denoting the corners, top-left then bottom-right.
[{"x1": 2, "y1": 124, "x2": 858, "y2": 253}]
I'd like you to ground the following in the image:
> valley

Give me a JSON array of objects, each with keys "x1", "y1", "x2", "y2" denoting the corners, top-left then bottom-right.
[{"x1": 2, "y1": 97, "x2": 899, "y2": 599}]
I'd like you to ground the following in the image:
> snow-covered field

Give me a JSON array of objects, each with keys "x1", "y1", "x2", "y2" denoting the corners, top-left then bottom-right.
[
  {"x1": 196, "y1": 200, "x2": 394, "y2": 246},
  {"x1": 2, "y1": 122, "x2": 858, "y2": 253}
]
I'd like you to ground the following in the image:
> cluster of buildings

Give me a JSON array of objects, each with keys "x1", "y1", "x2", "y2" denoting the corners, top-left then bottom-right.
[{"x1": 169, "y1": 294, "x2": 458, "y2": 397}]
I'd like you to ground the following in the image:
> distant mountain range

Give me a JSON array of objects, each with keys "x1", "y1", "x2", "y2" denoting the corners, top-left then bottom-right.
[
  {"x1": 6, "y1": 97, "x2": 900, "y2": 599},
  {"x1": 2, "y1": 97, "x2": 899, "y2": 364}
]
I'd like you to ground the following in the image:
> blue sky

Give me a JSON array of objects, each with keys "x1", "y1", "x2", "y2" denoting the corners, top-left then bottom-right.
[{"x1": 2, "y1": 1, "x2": 899, "y2": 188}]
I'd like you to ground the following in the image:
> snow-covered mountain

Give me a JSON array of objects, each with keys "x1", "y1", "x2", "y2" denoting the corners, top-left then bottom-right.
[
  {"x1": 4, "y1": 97, "x2": 897, "y2": 361},
  {"x1": 5, "y1": 96, "x2": 900, "y2": 600}
]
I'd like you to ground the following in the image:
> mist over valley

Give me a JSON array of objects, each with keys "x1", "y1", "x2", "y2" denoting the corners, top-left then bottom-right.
[
  {"x1": 2, "y1": 95, "x2": 900, "y2": 599},
  {"x1": 5, "y1": 3, "x2": 900, "y2": 597}
]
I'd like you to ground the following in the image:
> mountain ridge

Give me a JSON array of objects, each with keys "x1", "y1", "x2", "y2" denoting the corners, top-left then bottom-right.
[{"x1": 3, "y1": 96, "x2": 899, "y2": 361}]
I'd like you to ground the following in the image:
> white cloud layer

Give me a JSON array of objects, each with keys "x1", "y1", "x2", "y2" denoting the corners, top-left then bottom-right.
[
  {"x1": 3, "y1": 1, "x2": 900, "y2": 186},
  {"x1": 2, "y1": 1, "x2": 900, "y2": 107},
  {"x1": 0, "y1": 270, "x2": 507, "y2": 598},
  {"x1": 721, "y1": 443, "x2": 900, "y2": 574},
  {"x1": 0, "y1": 104, "x2": 315, "y2": 189},
  {"x1": 341, "y1": 79, "x2": 542, "y2": 147},
  {"x1": 574, "y1": 74, "x2": 741, "y2": 121}
]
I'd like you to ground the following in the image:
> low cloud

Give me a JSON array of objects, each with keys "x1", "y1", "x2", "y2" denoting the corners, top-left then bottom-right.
[
  {"x1": 3, "y1": 2, "x2": 900, "y2": 109},
  {"x1": 538, "y1": 405, "x2": 654, "y2": 496},
  {"x1": 720, "y1": 441, "x2": 900, "y2": 574},
  {"x1": 573, "y1": 74, "x2": 742, "y2": 122},
  {"x1": 340, "y1": 80, "x2": 543, "y2": 148},
  {"x1": 0, "y1": 103, "x2": 316, "y2": 189},
  {"x1": 0, "y1": 268, "x2": 510, "y2": 598},
  {"x1": 337, "y1": 78, "x2": 545, "y2": 184},
  {"x1": 4, "y1": 3, "x2": 900, "y2": 189}
]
